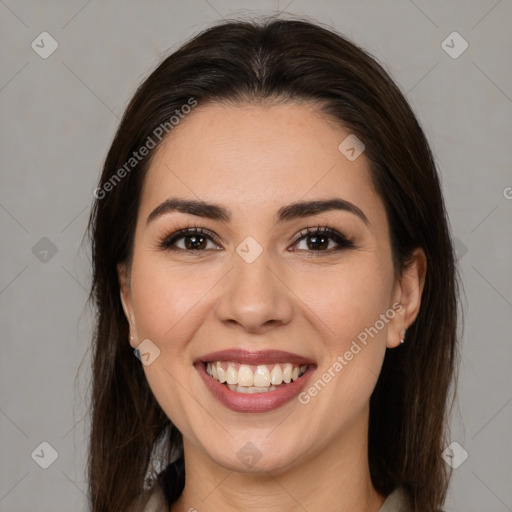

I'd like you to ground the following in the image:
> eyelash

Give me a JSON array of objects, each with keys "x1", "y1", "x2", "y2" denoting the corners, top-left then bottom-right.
[{"x1": 157, "y1": 224, "x2": 356, "y2": 256}]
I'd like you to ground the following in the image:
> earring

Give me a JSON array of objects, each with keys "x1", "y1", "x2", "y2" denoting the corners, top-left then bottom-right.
[{"x1": 400, "y1": 327, "x2": 407, "y2": 344}]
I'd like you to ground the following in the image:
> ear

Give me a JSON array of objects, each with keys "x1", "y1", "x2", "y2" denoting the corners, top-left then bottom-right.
[
  {"x1": 387, "y1": 248, "x2": 427, "y2": 349},
  {"x1": 117, "y1": 262, "x2": 138, "y2": 349}
]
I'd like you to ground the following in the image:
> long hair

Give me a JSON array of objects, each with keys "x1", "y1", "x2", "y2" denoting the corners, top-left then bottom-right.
[{"x1": 87, "y1": 16, "x2": 460, "y2": 512}]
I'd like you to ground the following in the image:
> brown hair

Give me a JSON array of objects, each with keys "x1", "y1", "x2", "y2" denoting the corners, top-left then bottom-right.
[{"x1": 87, "y1": 15, "x2": 460, "y2": 512}]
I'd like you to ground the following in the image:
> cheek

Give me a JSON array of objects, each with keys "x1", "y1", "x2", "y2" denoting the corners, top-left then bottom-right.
[
  {"x1": 295, "y1": 258, "x2": 394, "y2": 351},
  {"x1": 128, "y1": 258, "x2": 213, "y2": 436},
  {"x1": 130, "y1": 257, "x2": 197, "y2": 339},
  {"x1": 292, "y1": 265, "x2": 391, "y2": 435}
]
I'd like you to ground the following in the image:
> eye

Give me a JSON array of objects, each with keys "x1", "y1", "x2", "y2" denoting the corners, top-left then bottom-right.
[
  {"x1": 290, "y1": 225, "x2": 355, "y2": 254},
  {"x1": 158, "y1": 226, "x2": 222, "y2": 252},
  {"x1": 157, "y1": 224, "x2": 355, "y2": 255}
]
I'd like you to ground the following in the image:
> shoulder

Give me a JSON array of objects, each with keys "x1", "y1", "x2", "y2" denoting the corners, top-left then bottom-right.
[
  {"x1": 137, "y1": 485, "x2": 168, "y2": 512},
  {"x1": 378, "y1": 488, "x2": 445, "y2": 512},
  {"x1": 378, "y1": 487, "x2": 411, "y2": 512}
]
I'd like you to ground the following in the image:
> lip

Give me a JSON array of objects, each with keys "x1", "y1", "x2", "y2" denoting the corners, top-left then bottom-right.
[
  {"x1": 196, "y1": 349, "x2": 316, "y2": 366},
  {"x1": 194, "y1": 349, "x2": 316, "y2": 413}
]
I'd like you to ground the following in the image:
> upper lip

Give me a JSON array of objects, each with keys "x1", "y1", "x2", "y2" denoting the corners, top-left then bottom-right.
[{"x1": 195, "y1": 349, "x2": 316, "y2": 366}]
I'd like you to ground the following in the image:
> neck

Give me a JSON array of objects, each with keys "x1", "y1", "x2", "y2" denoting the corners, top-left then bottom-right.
[{"x1": 171, "y1": 408, "x2": 385, "y2": 512}]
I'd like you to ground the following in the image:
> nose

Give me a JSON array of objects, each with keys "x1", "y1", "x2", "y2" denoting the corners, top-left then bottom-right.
[{"x1": 214, "y1": 245, "x2": 294, "y2": 334}]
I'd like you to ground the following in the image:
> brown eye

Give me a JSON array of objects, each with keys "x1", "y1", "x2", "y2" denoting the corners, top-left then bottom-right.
[
  {"x1": 179, "y1": 233, "x2": 208, "y2": 250},
  {"x1": 159, "y1": 227, "x2": 222, "y2": 252},
  {"x1": 291, "y1": 226, "x2": 355, "y2": 254},
  {"x1": 158, "y1": 225, "x2": 355, "y2": 255}
]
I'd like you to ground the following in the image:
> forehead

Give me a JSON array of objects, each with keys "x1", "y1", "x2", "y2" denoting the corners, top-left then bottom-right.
[{"x1": 139, "y1": 102, "x2": 384, "y2": 228}]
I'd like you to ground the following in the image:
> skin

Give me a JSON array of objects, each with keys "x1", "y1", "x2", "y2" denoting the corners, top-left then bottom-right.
[{"x1": 118, "y1": 101, "x2": 426, "y2": 512}]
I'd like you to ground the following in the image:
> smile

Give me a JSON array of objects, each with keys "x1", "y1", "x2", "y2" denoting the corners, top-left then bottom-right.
[
  {"x1": 195, "y1": 349, "x2": 316, "y2": 413},
  {"x1": 206, "y1": 361, "x2": 308, "y2": 393}
]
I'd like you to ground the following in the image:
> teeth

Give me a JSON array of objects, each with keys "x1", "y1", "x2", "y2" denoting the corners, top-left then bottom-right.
[
  {"x1": 216, "y1": 362, "x2": 226, "y2": 383},
  {"x1": 238, "y1": 365, "x2": 254, "y2": 386},
  {"x1": 205, "y1": 361, "x2": 308, "y2": 389},
  {"x1": 282, "y1": 363, "x2": 292, "y2": 383},
  {"x1": 226, "y1": 364, "x2": 237, "y2": 385},
  {"x1": 253, "y1": 365, "x2": 270, "y2": 387},
  {"x1": 226, "y1": 383, "x2": 280, "y2": 394},
  {"x1": 270, "y1": 364, "x2": 283, "y2": 385}
]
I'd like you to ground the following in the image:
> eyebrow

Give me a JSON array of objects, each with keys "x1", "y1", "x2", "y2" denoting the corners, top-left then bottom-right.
[{"x1": 146, "y1": 197, "x2": 369, "y2": 227}]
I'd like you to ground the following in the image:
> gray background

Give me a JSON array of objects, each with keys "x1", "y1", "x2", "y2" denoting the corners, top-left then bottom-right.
[{"x1": 1, "y1": 1, "x2": 511, "y2": 511}]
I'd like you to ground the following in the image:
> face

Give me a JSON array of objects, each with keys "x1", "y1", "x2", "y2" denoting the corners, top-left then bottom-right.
[{"x1": 119, "y1": 101, "x2": 424, "y2": 475}]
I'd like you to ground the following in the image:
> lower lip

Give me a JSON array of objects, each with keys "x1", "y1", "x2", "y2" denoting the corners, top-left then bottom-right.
[{"x1": 196, "y1": 362, "x2": 315, "y2": 413}]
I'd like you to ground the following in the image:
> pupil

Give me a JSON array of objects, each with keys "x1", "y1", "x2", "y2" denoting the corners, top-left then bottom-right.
[
  {"x1": 308, "y1": 235, "x2": 328, "y2": 250},
  {"x1": 184, "y1": 234, "x2": 329, "y2": 251},
  {"x1": 186, "y1": 235, "x2": 206, "y2": 250}
]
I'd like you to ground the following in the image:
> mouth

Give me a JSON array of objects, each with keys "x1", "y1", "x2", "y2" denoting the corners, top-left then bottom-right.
[
  {"x1": 205, "y1": 361, "x2": 308, "y2": 393},
  {"x1": 194, "y1": 349, "x2": 316, "y2": 413}
]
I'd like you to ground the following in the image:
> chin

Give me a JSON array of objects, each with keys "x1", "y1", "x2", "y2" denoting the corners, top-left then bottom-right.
[{"x1": 199, "y1": 434, "x2": 302, "y2": 475}]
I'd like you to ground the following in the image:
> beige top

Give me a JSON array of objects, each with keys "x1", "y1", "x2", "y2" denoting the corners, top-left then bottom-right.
[{"x1": 140, "y1": 486, "x2": 410, "y2": 511}]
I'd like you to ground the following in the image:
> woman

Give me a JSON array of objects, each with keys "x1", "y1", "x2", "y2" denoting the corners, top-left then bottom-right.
[{"x1": 87, "y1": 16, "x2": 460, "y2": 512}]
